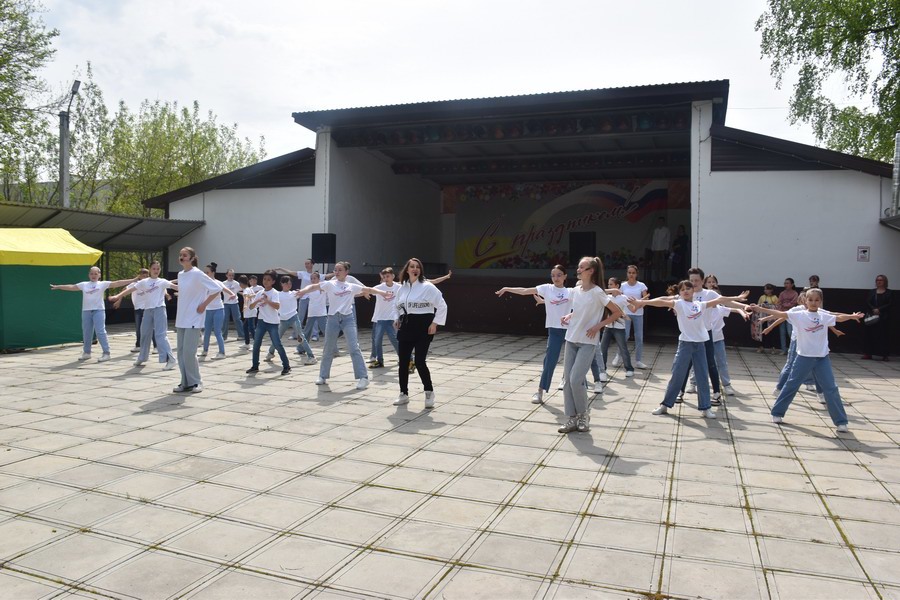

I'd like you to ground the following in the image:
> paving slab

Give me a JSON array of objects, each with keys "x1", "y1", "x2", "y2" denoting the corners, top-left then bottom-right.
[{"x1": 1, "y1": 328, "x2": 898, "y2": 598}]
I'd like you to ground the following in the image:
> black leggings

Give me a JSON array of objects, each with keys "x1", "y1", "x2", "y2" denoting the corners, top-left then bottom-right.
[{"x1": 398, "y1": 313, "x2": 435, "y2": 394}]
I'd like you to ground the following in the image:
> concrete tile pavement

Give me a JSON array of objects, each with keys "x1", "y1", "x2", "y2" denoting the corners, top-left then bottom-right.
[{"x1": 0, "y1": 325, "x2": 898, "y2": 599}]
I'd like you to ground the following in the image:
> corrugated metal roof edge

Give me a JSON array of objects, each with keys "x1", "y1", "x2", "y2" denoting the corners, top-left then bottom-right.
[
  {"x1": 0, "y1": 200, "x2": 203, "y2": 225},
  {"x1": 710, "y1": 124, "x2": 892, "y2": 178},
  {"x1": 143, "y1": 148, "x2": 316, "y2": 209},
  {"x1": 292, "y1": 80, "x2": 730, "y2": 129}
]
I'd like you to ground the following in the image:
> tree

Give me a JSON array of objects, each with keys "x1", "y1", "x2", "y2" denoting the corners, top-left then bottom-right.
[
  {"x1": 756, "y1": 0, "x2": 900, "y2": 161},
  {"x1": 0, "y1": 0, "x2": 58, "y2": 201}
]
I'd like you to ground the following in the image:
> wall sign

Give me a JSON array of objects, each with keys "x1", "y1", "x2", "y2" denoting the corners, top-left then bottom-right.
[{"x1": 857, "y1": 246, "x2": 870, "y2": 262}]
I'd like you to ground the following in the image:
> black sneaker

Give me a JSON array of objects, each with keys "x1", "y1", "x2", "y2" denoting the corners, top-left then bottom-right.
[
  {"x1": 246, "y1": 366, "x2": 259, "y2": 374},
  {"x1": 675, "y1": 393, "x2": 684, "y2": 404},
  {"x1": 281, "y1": 367, "x2": 291, "y2": 376}
]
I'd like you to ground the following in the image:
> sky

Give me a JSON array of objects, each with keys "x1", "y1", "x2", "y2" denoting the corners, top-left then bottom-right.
[{"x1": 36, "y1": 0, "x2": 834, "y2": 159}]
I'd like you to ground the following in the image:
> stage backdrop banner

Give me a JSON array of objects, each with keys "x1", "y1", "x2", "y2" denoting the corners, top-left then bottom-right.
[{"x1": 448, "y1": 180, "x2": 688, "y2": 269}]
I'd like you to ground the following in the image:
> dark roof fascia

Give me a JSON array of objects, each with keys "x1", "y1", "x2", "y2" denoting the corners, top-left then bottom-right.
[
  {"x1": 710, "y1": 124, "x2": 892, "y2": 178},
  {"x1": 142, "y1": 148, "x2": 315, "y2": 209},
  {"x1": 292, "y1": 80, "x2": 730, "y2": 131}
]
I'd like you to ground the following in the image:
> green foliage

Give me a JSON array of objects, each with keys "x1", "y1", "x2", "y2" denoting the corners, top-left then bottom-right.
[{"x1": 756, "y1": 0, "x2": 900, "y2": 161}]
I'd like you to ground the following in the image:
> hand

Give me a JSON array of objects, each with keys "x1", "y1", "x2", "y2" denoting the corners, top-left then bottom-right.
[
  {"x1": 393, "y1": 320, "x2": 400, "y2": 331},
  {"x1": 586, "y1": 325, "x2": 603, "y2": 339},
  {"x1": 738, "y1": 290, "x2": 750, "y2": 300},
  {"x1": 741, "y1": 311, "x2": 750, "y2": 322},
  {"x1": 833, "y1": 329, "x2": 845, "y2": 337},
  {"x1": 196, "y1": 305, "x2": 205, "y2": 314},
  {"x1": 384, "y1": 292, "x2": 394, "y2": 301},
  {"x1": 560, "y1": 314, "x2": 572, "y2": 326},
  {"x1": 427, "y1": 323, "x2": 437, "y2": 335},
  {"x1": 852, "y1": 312, "x2": 865, "y2": 320},
  {"x1": 495, "y1": 289, "x2": 506, "y2": 296},
  {"x1": 113, "y1": 299, "x2": 122, "y2": 310}
]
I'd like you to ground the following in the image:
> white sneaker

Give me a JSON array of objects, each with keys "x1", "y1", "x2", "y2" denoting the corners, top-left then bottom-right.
[
  {"x1": 151, "y1": 348, "x2": 158, "y2": 354},
  {"x1": 424, "y1": 391, "x2": 435, "y2": 408},
  {"x1": 163, "y1": 359, "x2": 177, "y2": 371},
  {"x1": 805, "y1": 384, "x2": 816, "y2": 392},
  {"x1": 702, "y1": 409, "x2": 716, "y2": 419},
  {"x1": 652, "y1": 405, "x2": 669, "y2": 415},
  {"x1": 818, "y1": 393, "x2": 826, "y2": 404},
  {"x1": 241, "y1": 344, "x2": 250, "y2": 350},
  {"x1": 836, "y1": 424, "x2": 849, "y2": 433},
  {"x1": 130, "y1": 347, "x2": 140, "y2": 353},
  {"x1": 215, "y1": 352, "x2": 225, "y2": 360},
  {"x1": 723, "y1": 385, "x2": 736, "y2": 396},
  {"x1": 356, "y1": 378, "x2": 369, "y2": 390},
  {"x1": 599, "y1": 372, "x2": 608, "y2": 383},
  {"x1": 199, "y1": 350, "x2": 208, "y2": 357},
  {"x1": 625, "y1": 371, "x2": 634, "y2": 378},
  {"x1": 634, "y1": 361, "x2": 648, "y2": 369},
  {"x1": 133, "y1": 359, "x2": 145, "y2": 367},
  {"x1": 315, "y1": 377, "x2": 326, "y2": 385},
  {"x1": 772, "y1": 415, "x2": 783, "y2": 424},
  {"x1": 98, "y1": 353, "x2": 111, "y2": 363},
  {"x1": 611, "y1": 355, "x2": 622, "y2": 367},
  {"x1": 593, "y1": 381, "x2": 604, "y2": 394},
  {"x1": 393, "y1": 393, "x2": 409, "y2": 406},
  {"x1": 78, "y1": 352, "x2": 90, "y2": 361},
  {"x1": 173, "y1": 384, "x2": 189, "y2": 393},
  {"x1": 531, "y1": 391, "x2": 544, "y2": 404},
  {"x1": 773, "y1": 387, "x2": 781, "y2": 396},
  {"x1": 675, "y1": 393, "x2": 684, "y2": 404},
  {"x1": 191, "y1": 384, "x2": 203, "y2": 393},
  {"x1": 265, "y1": 354, "x2": 274, "y2": 363},
  {"x1": 710, "y1": 392, "x2": 722, "y2": 406},
  {"x1": 303, "y1": 356, "x2": 318, "y2": 365},
  {"x1": 686, "y1": 384, "x2": 697, "y2": 394},
  {"x1": 557, "y1": 380, "x2": 566, "y2": 390}
]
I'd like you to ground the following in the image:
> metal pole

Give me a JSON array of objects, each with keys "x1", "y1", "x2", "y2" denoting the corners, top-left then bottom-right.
[
  {"x1": 59, "y1": 111, "x2": 70, "y2": 208},
  {"x1": 892, "y1": 131, "x2": 899, "y2": 217}
]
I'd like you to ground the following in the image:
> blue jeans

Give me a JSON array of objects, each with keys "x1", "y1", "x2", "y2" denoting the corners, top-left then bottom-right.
[
  {"x1": 298, "y1": 297, "x2": 309, "y2": 327},
  {"x1": 138, "y1": 306, "x2": 173, "y2": 363},
  {"x1": 304, "y1": 315, "x2": 326, "y2": 342},
  {"x1": 600, "y1": 328, "x2": 633, "y2": 371},
  {"x1": 681, "y1": 332, "x2": 720, "y2": 394},
  {"x1": 712, "y1": 339, "x2": 731, "y2": 386},
  {"x1": 663, "y1": 340, "x2": 711, "y2": 409},
  {"x1": 624, "y1": 314, "x2": 644, "y2": 362},
  {"x1": 562, "y1": 341, "x2": 596, "y2": 416},
  {"x1": 320, "y1": 312, "x2": 367, "y2": 380},
  {"x1": 243, "y1": 316, "x2": 256, "y2": 345},
  {"x1": 539, "y1": 327, "x2": 566, "y2": 391},
  {"x1": 591, "y1": 346, "x2": 604, "y2": 382},
  {"x1": 777, "y1": 339, "x2": 818, "y2": 390},
  {"x1": 134, "y1": 308, "x2": 154, "y2": 348},
  {"x1": 372, "y1": 319, "x2": 399, "y2": 363},
  {"x1": 252, "y1": 321, "x2": 289, "y2": 369},
  {"x1": 81, "y1": 309, "x2": 109, "y2": 354},
  {"x1": 222, "y1": 302, "x2": 244, "y2": 339},
  {"x1": 778, "y1": 321, "x2": 792, "y2": 352},
  {"x1": 772, "y1": 355, "x2": 847, "y2": 425},
  {"x1": 269, "y1": 315, "x2": 313, "y2": 357},
  {"x1": 202, "y1": 308, "x2": 225, "y2": 354}
]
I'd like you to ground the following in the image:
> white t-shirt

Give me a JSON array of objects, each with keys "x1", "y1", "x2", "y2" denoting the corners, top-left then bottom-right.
[
  {"x1": 134, "y1": 277, "x2": 174, "y2": 309},
  {"x1": 126, "y1": 280, "x2": 149, "y2": 310},
  {"x1": 693, "y1": 288, "x2": 721, "y2": 331},
  {"x1": 254, "y1": 288, "x2": 282, "y2": 324},
  {"x1": 711, "y1": 305, "x2": 730, "y2": 342},
  {"x1": 223, "y1": 279, "x2": 241, "y2": 304},
  {"x1": 372, "y1": 282, "x2": 399, "y2": 322},
  {"x1": 787, "y1": 309, "x2": 837, "y2": 358},
  {"x1": 608, "y1": 294, "x2": 629, "y2": 329},
  {"x1": 320, "y1": 279, "x2": 363, "y2": 316},
  {"x1": 293, "y1": 270, "x2": 312, "y2": 289},
  {"x1": 307, "y1": 289, "x2": 327, "y2": 317},
  {"x1": 76, "y1": 281, "x2": 111, "y2": 311},
  {"x1": 276, "y1": 290, "x2": 299, "y2": 320},
  {"x1": 564, "y1": 286, "x2": 610, "y2": 345},
  {"x1": 620, "y1": 280, "x2": 648, "y2": 316},
  {"x1": 536, "y1": 284, "x2": 571, "y2": 330},
  {"x1": 788, "y1": 305, "x2": 805, "y2": 341},
  {"x1": 395, "y1": 280, "x2": 447, "y2": 325},
  {"x1": 673, "y1": 299, "x2": 710, "y2": 342},
  {"x1": 242, "y1": 288, "x2": 257, "y2": 318},
  {"x1": 175, "y1": 268, "x2": 226, "y2": 329},
  {"x1": 651, "y1": 226, "x2": 670, "y2": 251},
  {"x1": 205, "y1": 277, "x2": 226, "y2": 311}
]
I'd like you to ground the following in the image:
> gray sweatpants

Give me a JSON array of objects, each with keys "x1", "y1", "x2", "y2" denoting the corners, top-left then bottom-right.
[{"x1": 176, "y1": 327, "x2": 202, "y2": 388}]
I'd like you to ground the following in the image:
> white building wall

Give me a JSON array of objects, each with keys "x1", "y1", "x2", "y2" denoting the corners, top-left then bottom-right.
[
  {"x1": 167, "y1": 185, "x2": 325, "y2": 273},
  {"x1": 696, "y1": 169, "x2": 898, "y2": 288},
  {"x1": 325, "y1": 135, "x2": 441, "y2": 276}
]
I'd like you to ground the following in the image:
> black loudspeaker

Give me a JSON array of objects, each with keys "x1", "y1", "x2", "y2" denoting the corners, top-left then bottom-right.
[
  {"x1": 569, "y1": 231, "x2": 596, "y2": 262},
  {"x1": 311, "y1": 233, "x2": 336, "y2": 264}
]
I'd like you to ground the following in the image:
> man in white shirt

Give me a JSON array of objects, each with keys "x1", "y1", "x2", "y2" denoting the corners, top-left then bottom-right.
[{"x1": 650, "y1": 217, "x2": 671, "y2": 281}]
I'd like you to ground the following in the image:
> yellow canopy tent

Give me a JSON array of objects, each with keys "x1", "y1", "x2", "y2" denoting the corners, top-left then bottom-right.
[{"x1": 0, "y1": 229, "x2": 102, "y2": 350}]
